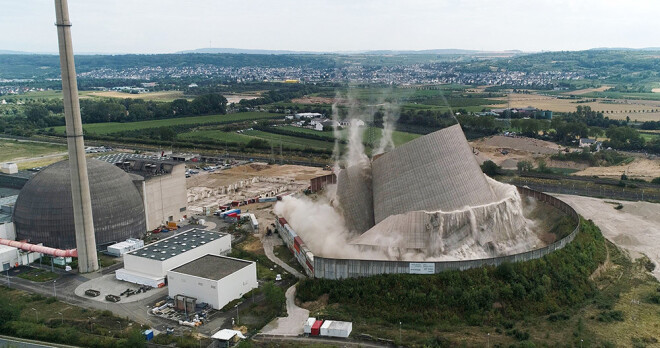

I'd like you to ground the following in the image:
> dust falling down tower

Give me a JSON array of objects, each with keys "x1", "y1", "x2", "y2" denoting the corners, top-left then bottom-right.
[{"x1": 54, "y1": 0, "x2": 99, "y2": 272}]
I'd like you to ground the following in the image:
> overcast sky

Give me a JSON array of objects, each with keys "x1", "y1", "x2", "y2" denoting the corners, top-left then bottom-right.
[{"x1": 2, "y1": 0, "x2": 659, "y2": 54}]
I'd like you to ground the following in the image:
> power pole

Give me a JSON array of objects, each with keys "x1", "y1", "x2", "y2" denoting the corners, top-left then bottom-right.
[{"x1": 54, "y1": 0, "x2": 99, "y2": 273}]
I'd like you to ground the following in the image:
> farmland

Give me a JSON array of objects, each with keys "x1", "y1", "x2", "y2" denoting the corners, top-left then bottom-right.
[
  {"x1": 491, "y1": 93, "x2": 660, "y2": 121},
  {"x1": 82, "y1": 90, "x2": 186, "y2": 102},
  {"x1": 51, "y1": 112, "x2": 281, "y2": 135}
]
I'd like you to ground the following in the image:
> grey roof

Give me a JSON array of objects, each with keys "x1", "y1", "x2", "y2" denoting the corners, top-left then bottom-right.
[
  {"x1": 128, "y1": 229, "x2": 226, "y2": 261},
  {"x1": 170, "y1": 254, "x2": 252, "y2": 280},
  {"x1": 96, "y1": 154, "x2": 180, "y2": 178},
  {"x1": 371, "y1": 124, "x2": 495, "y2": 223},
  {"x1": 13, "y1": 158, "x2": 146, "y2": 249}
]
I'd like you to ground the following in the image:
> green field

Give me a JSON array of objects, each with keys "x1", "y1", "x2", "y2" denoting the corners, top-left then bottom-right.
[
  {"x1": 51, "y1": 112, "x2": 281, "y2": 135},
  {"x1": 243, "y1": 130, "x2": 335, "y2": 150},
  {"x1": 0, "y1": 139, "x2": 66, "y2": 162},
  {"x1": 271, "y1": 125, "x2": 421, "y2": 147},
  {"x1": 278, "y1": 125, "x2": 335, "y2": 139},
  {"x1": 177, "y1": 129, "x2": 254, "y2": 144},
  {"x1": 179, "y1": 128, "x2": 336, "y2": 151},
  {"x1": 580, "y1": 91, "x2": 660, "y2": 101},
  {"x1": 640, "y1": 132, "x2": 660, "y2": 141}
]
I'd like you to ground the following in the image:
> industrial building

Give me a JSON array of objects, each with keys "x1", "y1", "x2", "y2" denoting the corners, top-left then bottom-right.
[
  {"x1": 112, "y1": 157, "x2": 188, "y2": 230},
  {"x1": 167, "y1": 254, "x2": 257, "y2": 310},
  {"x1": 13, "y1": 159, "x2": 147, "y2": 249},
  {"x1": 0, "y1": 244, "x2": 41, "y2": 271},
  {"x1": 116, "y1": 229, "x2": 231, "y2": 287},
  {"x1": 9, "y1": 156, "x2": 187, "y2": 251},
  {"x1": 0, "y1": 195, "x2": 17, "y2": 240}
]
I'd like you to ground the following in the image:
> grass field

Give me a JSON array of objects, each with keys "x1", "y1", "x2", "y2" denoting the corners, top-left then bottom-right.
[
  {"x1": 179, "y1": 128, "x2": 336, "y2": 151},
  {"x1": 640, "y1": 132, "x2": 660, "y2": 141},
  {"x1": 16, "y1": 268, "x2": 58, "y2": 282},
  {"x1": 0, "y1": 139, "x2": 66, "y2": 162},
  {"x1": 177, "y1": 129, "x2": 254, "y2": 144},
  {"x1": 51, "y1": 112, "x2": 281, "y2": 135},
  {"x1": 273, "y1": 125, "x2": 421, "y2": 147},
  {"x1": 243, "y1": 130, "x2": 335, "y2": 150}
]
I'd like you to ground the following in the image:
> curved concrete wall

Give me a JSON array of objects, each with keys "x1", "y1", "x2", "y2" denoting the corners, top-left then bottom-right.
[
  {"x1": 313, "y1": 187, "x2": 580, "y2": 279},
  {"x1": 371, "y1": 124, "x2": 495, "y2": 224}
]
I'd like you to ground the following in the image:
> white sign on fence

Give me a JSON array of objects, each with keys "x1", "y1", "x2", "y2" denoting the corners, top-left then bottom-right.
[{"x1": 409, "y1": 263, "x2": 435, "y2": 274}]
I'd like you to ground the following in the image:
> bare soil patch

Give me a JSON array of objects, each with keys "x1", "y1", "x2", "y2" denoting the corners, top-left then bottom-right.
[
  {"x1": 290, "y1": 96, "x2": 336, "y2": 105},
  {"x1": 553, "y1": 194, "x2": 660, "y2": 281},
  {"x1": 573, "y1": 157, "x2": 660, "y2": 180},
  {"x1": 565, "y1": 86, "x2": 613, "y2": 95}
]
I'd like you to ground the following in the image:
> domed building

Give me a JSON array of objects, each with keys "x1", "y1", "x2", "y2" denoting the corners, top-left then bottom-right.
[{"x1": 13, "y1": 158, "x2": 147, "y2": 249}]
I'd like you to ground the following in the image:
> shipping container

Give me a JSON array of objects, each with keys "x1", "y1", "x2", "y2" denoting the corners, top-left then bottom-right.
[
  {"x1": 320, "y1": 320, "x2": 332, "y2": 336},
  {"x1": 311, "y1": 320, "x2": 323, "y2": 336},
  {"x1": 293, "y1": 236, "x2": 302, "y2": 252},
  {"x1": 325, "y1": 321, "x2": 352, "y2": 338},
  {"x1": 303, "y1": 317, "x2": 316, "y2": 334},
  {"x1": 278, "y1": 217, "x2": 288, "y2": 226},
  {"x1": 220, "y1": 209, "x2": 241, "y2": 218},
  {"x1": 249, "y1": 214, "x2": 259, "y2": 231}
]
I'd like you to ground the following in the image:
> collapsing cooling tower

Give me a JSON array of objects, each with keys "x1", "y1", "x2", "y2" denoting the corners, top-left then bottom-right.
[{"x1": 336, "y1": 124, "x2": 536, "y2": 258}]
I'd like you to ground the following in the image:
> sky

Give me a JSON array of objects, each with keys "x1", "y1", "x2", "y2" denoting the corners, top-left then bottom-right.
[{"x1": 1, "y1": 0, "x2": 659, "y2": 54}]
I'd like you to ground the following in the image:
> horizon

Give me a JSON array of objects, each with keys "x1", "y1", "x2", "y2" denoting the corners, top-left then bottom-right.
[{"x1": 2, "y1": 0, "x2": 659, "y2": 55}]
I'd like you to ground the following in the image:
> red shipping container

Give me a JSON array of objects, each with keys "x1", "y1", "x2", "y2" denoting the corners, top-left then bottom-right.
[
  {"x1": 294, "y1": 237, "x2": 302, "y2": 252},
  {"x1": 306, "y1": 260, "x2": 314, "y2": 272},
  {"x1": 311, "y1": 320, "x2": 323, "y2": 336},
  {"x1": 278, "y1": 218, "x2": 288, "y2": 226}
]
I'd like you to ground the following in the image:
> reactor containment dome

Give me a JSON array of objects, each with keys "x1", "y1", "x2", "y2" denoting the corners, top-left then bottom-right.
[{"x1": 13, "y1": 158, "x2": 146, "y2": 249}]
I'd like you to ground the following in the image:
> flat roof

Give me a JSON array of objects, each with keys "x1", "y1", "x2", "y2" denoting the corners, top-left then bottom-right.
[
  {"x1": 170, "y1": 254, "x2": 252, "y2": 281},
  {"x1": 127, "y1": 229, "x2": 226, "y2": 261}
]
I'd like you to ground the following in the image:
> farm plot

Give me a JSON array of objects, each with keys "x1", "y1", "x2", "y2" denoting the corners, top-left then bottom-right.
[{"x1": 51, "y1": 112, "x2": 281, "y2": 135}]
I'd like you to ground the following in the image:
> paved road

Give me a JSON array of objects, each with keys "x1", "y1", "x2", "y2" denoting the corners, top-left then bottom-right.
[
  {"x1": 261, "y1": 235, "x2": 305, "y2": 279},
  {"x1": 260, "y1": 284, "x2": 309, "y2": 336}
]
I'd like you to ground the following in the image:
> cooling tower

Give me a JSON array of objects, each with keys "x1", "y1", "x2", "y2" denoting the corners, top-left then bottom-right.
[
  {"x1": 371, "y1": 124, "x2": 495, "y2": 224},
  {"x1": 335, "y1": 164, "x2": 374, "y2": 234}
]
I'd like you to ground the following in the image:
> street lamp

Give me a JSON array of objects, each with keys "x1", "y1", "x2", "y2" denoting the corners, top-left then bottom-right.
[
  {"x1": 5, "y1": 270, "x2": 9, "y2": 288},
  {"x1": 57, "y1": 312, "x2": 63, "y2": 325},
  {"x1": 235, "y1": 304, "x2": 240, "y2": 325},
  {"x1": 53, "y1": 279, "x2": 57, "y2": 297},
  {"x1": 399, "y1": 321, "x2": 401, "y2": 344},
  {"x1": 31, "y1": 308, "x2": 38, "y2": 322},
  {"x1": 487, "y1": 332, "x2": 490, "y2": 348},
  {"x1": 116, "y1": 321, "x2": 122, "y2": 333}
]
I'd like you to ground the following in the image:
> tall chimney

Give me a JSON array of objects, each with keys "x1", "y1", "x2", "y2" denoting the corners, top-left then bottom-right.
[{"x1": 54, "y1": 0, "x2": 99, "y2": 273}]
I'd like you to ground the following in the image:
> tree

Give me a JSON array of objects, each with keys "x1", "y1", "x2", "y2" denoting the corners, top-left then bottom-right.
[
  {"x1": 263, "y1": 282, "x2": 286, "y2": 315},
  {"x1": 24, "y1": 105, "x2": 49, "y2": 125},
  {"x1": 480, "y1": 160, "x2": 500, "y2": 177},
  {"x1": 158, "y1": 127, "x2": 176, "y2": 142},
  {"x1": 517, "y1": 160, "x2": 533, "y2": 173}
]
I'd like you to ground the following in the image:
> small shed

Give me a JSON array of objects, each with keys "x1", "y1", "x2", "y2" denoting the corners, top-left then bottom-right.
[{"x1": 212, "y1": 329, "x2": 246, "y2": 347}]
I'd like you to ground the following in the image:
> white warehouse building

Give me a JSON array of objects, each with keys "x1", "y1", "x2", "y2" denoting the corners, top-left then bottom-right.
[
  {"x1": 116, "y1": 229, "x2": 231, "y2": 287},
  {"x1": 167, "y1": 254, "x2": 258, "y2": 310}
]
